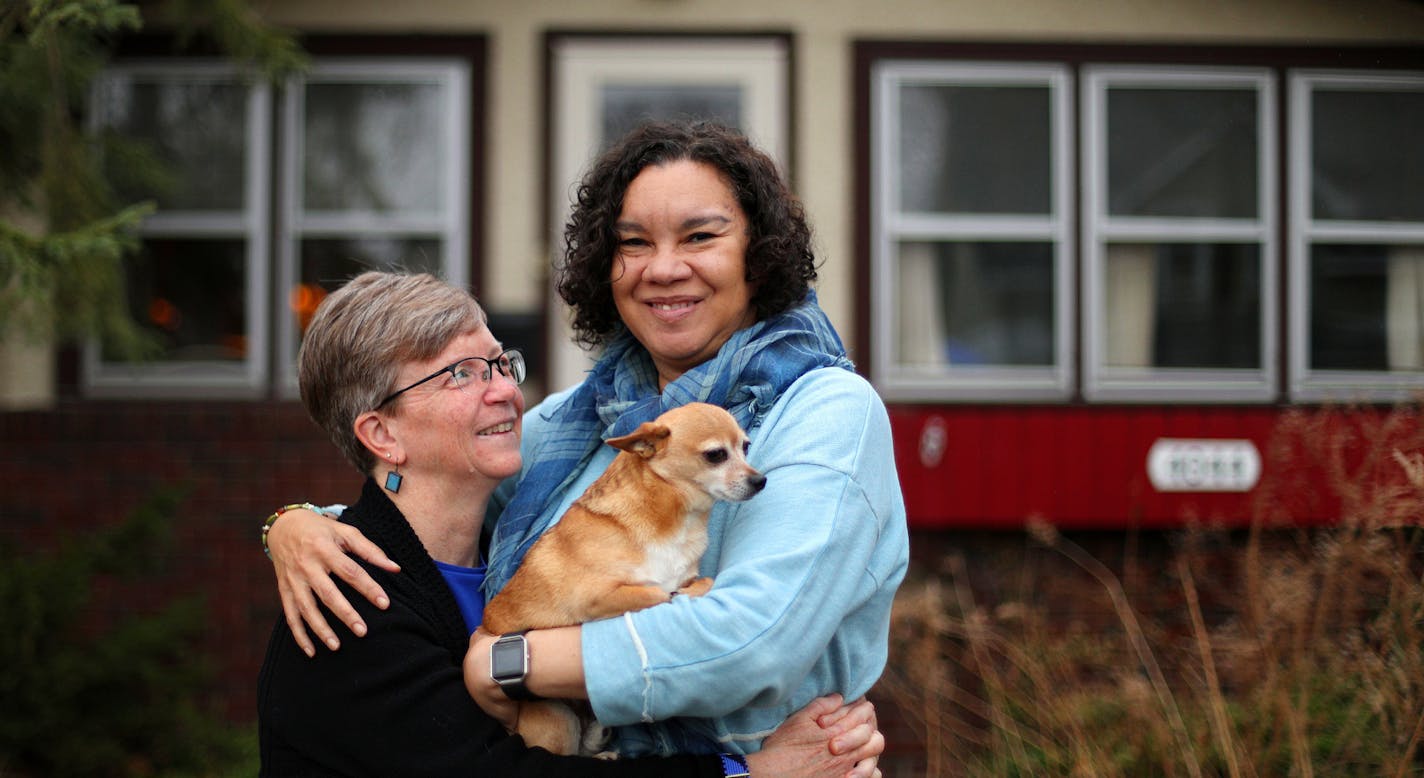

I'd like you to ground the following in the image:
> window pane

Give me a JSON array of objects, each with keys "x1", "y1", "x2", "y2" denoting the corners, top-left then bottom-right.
[
  {"x1": 99, "y1": 79, "x2": 249, "y2": 211},
  {"x1": 898, "y1": 85, "x2": 1052, "y2": 214},
  {"x1": 110, "y1": 238, "x2": 247, "y2": 361},
  {"x1": 1310, "y1": 243, "x2": 1424, "y2": 371},
  {"x1": 293, "y1": 237, "x2": 443, "y2": 336},
  {"x1": 1311, "y1": 89, "x2": 1424, "y2": 222},
  {"x1": 600, "y1": 84, "x2": 743, "y2": 149},
  {"x1": 303, "y1": 82, "x2": 445, "y2": 213},
  {"x1": 1105, "y1": 243, "x2": 1260, "y2": 369},
  {"x1": 895, "y1": 241, "x2": 1055, "y2": 367},
  {"x1": 1107, "y1": 88, "x2": 1258, "y2": 218}
]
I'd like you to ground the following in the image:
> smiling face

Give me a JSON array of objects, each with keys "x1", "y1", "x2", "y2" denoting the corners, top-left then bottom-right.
[
  {"x1": 382, "y1": 327, "x2": 525, "y2": 492},
  {"x1": 611, "y1": 160, "x2": 757, "y2": 387}
]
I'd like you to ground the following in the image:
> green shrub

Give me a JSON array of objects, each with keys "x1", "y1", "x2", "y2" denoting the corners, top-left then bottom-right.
[{"x1": 0, "y1": 487, "x2": 258, "y2": 777}]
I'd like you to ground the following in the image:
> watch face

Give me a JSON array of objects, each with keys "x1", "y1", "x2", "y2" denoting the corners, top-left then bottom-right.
[{"x1": 490, "y1": 636, "x2": 528, "y2": 681}]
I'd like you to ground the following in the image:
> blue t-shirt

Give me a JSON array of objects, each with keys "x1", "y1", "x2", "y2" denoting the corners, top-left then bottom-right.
[{"x1": 435, "y1": 559, "x2": 487, "y2": 633}]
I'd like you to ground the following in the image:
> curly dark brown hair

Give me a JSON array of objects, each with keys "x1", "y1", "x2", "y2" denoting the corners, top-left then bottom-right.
[{"x1": 556, "y1": 120, "x2": 817, "y2": 350}]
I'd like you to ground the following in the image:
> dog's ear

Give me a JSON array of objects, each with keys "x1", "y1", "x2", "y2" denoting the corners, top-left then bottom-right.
[{"x1": 607, "y1": 422, "x2": 671, "y2": 459}]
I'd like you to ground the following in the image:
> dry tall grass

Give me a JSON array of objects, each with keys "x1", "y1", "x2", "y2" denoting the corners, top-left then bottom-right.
[{"x1": 878, "y1": 405, "x2": 1424, "y2": 776}]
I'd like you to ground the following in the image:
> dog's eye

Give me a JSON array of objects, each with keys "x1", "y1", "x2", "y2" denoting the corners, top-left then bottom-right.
[
  {"x1": 703, "y1": 448, "x2": 729, "y2": 465},
  {"x1": 742, "y1": 440, "x2": 751, "y2": 456}
]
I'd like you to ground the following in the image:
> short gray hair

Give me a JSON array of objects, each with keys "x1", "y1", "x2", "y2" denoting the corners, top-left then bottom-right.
[{"x1": 298, "y1": 271, "x2": 487, "y2": 474}]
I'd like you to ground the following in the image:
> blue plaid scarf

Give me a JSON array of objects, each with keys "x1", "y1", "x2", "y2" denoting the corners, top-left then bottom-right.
[{"x1": 484, "y1": 291, "x2": 853, "y2": 595}]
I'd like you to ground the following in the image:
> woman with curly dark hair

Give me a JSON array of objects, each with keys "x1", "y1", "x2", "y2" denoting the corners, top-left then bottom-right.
[
  {"x1": 558, "y1": 121, "x2": 818, "y2": 351},
  {"x1": 266, "y1": 121, "x2": 909, "y2": 769}
]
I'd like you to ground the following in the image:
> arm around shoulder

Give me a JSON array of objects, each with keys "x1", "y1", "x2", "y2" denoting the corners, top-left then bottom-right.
[{"x1": 265, "y1": 503, "x2": 399, "y2": 656}]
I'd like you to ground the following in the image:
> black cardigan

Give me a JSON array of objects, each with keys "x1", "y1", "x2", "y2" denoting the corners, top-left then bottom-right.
[{"x1": 257, "y1": 477, "x2": 721, "y2": 777}]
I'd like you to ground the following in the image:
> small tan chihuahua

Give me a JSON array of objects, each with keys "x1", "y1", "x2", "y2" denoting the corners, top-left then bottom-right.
[{"x1": 479, "y1": 402, "x2": 767, "y2": 755}]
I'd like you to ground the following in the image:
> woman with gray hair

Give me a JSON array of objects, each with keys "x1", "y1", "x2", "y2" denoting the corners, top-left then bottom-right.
[{"x1": 256, "y1": 270, "x2": 883, "y2": 776}]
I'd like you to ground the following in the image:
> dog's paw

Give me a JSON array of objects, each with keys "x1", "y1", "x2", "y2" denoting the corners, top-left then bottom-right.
[
  {"x1": 679, "y1": 576, "x2": 714, "y2": 597},
  {"x1": 581, "y1": 720, "x2": 613, "y2": 756}
]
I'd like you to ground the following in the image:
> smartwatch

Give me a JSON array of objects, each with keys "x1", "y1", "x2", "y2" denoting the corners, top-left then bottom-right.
[{"x1": 489, "y1": 630, "x2": 541, "y2": 701}]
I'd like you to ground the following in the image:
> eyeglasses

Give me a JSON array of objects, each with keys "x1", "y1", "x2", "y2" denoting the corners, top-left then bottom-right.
[{"x1": 377, "y1": 348, "x2": 526, "y2": 408}]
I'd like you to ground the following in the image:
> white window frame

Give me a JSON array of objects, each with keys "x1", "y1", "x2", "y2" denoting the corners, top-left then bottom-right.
[
  {"x1": 1081, "y1": 65, "x2": 1278, "y2": 403},
  {"x1": 276, "y1": 59, "x2": 471, "y2": 397},
  {"x1": 870, "y1": 61, "x2": 1074, "y2": 402},
  {"x1": 84, "y1": 62, "x2": 272, "y2": 398},
  {"x1": 1288, "y1": 70, "x2": 1424, "y2": 403}
]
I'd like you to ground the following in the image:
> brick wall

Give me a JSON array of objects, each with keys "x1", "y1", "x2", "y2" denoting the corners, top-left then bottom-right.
[{"x1": 0, "y1": 400, "x2": 363, "y2": 721}]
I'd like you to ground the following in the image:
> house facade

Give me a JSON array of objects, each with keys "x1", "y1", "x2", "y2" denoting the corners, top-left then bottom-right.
[{"x1": 3, "y1": 0, "x2": 1423, "y2": 744}]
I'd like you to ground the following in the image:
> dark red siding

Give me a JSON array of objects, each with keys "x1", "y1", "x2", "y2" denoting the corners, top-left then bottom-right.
[{"x1": 886, "y1": 405, "x2": 1386, "y2": 529}]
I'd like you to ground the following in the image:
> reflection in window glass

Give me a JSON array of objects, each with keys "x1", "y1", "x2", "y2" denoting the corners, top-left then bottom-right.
[
  {"x1": 1310, "y1": 243, "x2": 1424, "y2": 371},
  {"x1": 600, "y1": 84, "x2": 743, "y2": 148},
  {"x1": 1311, "y1": 89, "x2": 1424, "y2": 223},
  {"x1": 896, "y1": 241, "x2": 1055, "y2": 367},
  {"x1": 1106, "y1": 88, "x2": 1258, "y2": 218},
  {"x1": 113, "y1": 238, "x2": 247, "y2": 362},
  {"x1": 98, "y1": 80, "x2": 249, "y2": 211},
  {"x1": 1104, "y1": 243, "x2": 1260, "y2": 369},
  {"x1": 294, "y1": 237, "x2": 443, "y2": 337},
  {"x1": 304, "y1": 82, "x2": 444, "y2": 213},
  {"x1": 897, "y1": 85, "x2": 1052, "y2": 215}
]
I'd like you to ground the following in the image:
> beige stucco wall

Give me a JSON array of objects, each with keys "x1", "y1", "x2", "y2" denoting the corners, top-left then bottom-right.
[{"x1": 257, "y1": 0, "x2": 1424, "y2": 351}]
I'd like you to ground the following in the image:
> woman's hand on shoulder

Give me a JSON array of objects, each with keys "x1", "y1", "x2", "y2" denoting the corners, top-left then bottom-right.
[
  {"x1": 747, "y1": 694, "x2": 883, "y2": 778},
  {"x1": 266, "y1": 507, "x2": 399, "y2": 657}
]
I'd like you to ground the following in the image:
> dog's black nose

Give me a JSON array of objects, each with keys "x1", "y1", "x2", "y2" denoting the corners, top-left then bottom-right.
[{"x1": 748, "y1": 473, "x2": 767, "y2": 493}]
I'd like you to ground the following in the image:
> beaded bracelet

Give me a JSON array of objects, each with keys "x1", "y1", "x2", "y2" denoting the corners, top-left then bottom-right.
[
  {"x1": 262, "y1": 503, "x2": 321, "y2": 558},
  {"x1": 719, "y1": 753, "x2": 751, "y2": 778}
]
